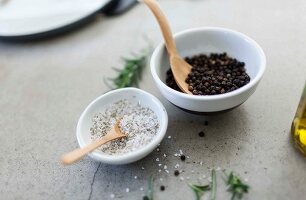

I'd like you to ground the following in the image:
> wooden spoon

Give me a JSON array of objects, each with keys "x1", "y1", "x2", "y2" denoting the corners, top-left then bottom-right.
[
  {"x1": 61, "y1": 120, "x2": 126, "y2": 165},
  {"x1": 142, "y1": 0, "x2": 192, "y2": 94}
]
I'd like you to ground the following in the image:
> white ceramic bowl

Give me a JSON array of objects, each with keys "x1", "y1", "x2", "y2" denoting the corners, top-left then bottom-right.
[
  {"x1": 76, "y1": 88, "x2": 168, "y2": 165},
  {"x1": 151, "y1": 27, "x2": 266, "y2": 114}
]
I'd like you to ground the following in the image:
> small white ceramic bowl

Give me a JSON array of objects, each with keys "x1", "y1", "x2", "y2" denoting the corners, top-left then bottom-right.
[
  {"x1": 76, "y1": 88, "x2": 168, "y2": 165},
  {"x1": 151, "y1": 27, "x2": 266, "y2": 114}
]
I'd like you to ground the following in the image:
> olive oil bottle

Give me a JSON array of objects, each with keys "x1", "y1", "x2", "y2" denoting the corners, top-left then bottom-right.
[{"x1": 292, "y1": 84, "x2": 306, "y2": 156}]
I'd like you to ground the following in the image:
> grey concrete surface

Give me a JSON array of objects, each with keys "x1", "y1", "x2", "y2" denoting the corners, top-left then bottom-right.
[{"x1": 1, "y1": 0, "x2": 306, "y2": 199}]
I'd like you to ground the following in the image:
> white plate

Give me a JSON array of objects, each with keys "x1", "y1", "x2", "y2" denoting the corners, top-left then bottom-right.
[{"x1": 0, "y1": 0, "x2": 111, "y2": 37}]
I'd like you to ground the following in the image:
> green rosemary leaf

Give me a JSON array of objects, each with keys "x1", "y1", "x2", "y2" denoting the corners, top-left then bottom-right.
[
  {"x1": 188, "y1": 183, "x2": 210, "y2": 200},
  {"x1": 211, "y1": 169, "x2": 217, "y2": 200},
  {"x1": 109, "y1": 50, "x2": 149, "y2": 89},
  {"x1": 224, "y1": 171, "x2": 250, "y2": 200},
  {"x1": 146, "y1": 175, "x2": 154, "y2": 200}
]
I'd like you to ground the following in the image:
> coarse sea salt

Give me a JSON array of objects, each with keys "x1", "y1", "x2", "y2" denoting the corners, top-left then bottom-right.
[{"x1": 90, "y1": 99, "x2": 159, "y2": 155}]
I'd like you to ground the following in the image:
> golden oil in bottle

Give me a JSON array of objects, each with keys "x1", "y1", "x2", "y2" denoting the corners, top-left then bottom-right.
[{"x1": 292, "y1": 83, "x2": 306, "y2": 156}]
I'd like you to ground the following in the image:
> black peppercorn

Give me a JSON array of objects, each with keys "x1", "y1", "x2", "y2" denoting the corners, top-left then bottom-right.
[
  {"x1": 160, "y1": 185, "x2": 165, "y2": 191},
  {"x1": 174, "y1": 170, "x2": 180, "y2": 176},
  {"x1": 198, "y1": 131, "x2": 205, "y2": 137},
  {"x1": 180, "y1": 155, "x2": 186, "y2": 161},
  {"x1": 143, "y1": 196, "x2": 149, "y2": 200},
  {"x1": 165, "y1": 53, "x2": 250, "y2": 95}
]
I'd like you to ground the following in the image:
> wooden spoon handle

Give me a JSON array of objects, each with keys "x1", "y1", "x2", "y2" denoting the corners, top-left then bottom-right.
[
  {"x1": 142, "y1": 0, "x2": 177, "y2": 56},
  {"x1": 60, "y1": 135, "x2": 124, "y2": 165}
]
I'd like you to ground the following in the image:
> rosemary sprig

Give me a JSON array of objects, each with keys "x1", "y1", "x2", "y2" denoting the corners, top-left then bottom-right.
[
  {"x1": 224, "y1": 171, "x2": 250, "y2": 200},
  {"x1": 211, "y1": 169, "x2": 217, "y2": 200},
  {"x1": 188, "y1": 169, "x2": 217, "y2": 200},
  {"x1": 188, "y1": 183, "x2": 210, "y2": 200},
  {"x1": 143, "y1": 175, "x2": 154, "y2": 200},
  {"x1": 106, "y1": 49, "x2": 150, "y2": 89}
]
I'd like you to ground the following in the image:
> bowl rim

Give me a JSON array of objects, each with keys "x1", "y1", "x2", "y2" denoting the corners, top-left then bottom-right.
[
  {"x1": 76, "y1": 87, "x2": 168, "y2": 164},
  {"x1": 150, "y1": 26, "x2": 266, "y2": 100}
]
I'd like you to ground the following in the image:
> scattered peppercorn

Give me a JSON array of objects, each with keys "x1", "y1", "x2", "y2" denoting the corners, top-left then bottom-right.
[
  {"x1": 165, "y1": 53, "x2": 250, "y2": 95},
  {"x1": 204, "y1": 121, "x2": 208, "y2": 126},
  {"x1": 180, "y1": 155, "x2": 186, "y2": 161},
  {"x1": 174, "y1": 170, "x2": 180, "y2": 176},
  {"x1": 198, "y1": 131, "x2": 205, "y2": 137},
  {"x1": 143, "y1": 196, "x2": 149, "y2": 200},
  {"x1": 160, "y1": 185, "x2": 165, "y2": 191}
]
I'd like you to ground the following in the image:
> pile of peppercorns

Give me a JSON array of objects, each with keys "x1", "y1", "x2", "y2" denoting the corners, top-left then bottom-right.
[{"x1": 166, "y1": 53, "x2": 250, "y2": 95}]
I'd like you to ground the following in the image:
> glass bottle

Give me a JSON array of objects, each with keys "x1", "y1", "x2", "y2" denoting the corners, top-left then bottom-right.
[{"x1": 292, "y1": 83, "x2": 306, "y2": 156}]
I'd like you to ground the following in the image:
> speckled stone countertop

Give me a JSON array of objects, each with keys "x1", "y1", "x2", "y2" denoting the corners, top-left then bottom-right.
[{"x1": 0, "y1": 0, "x2": 306, "y2": 199}]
